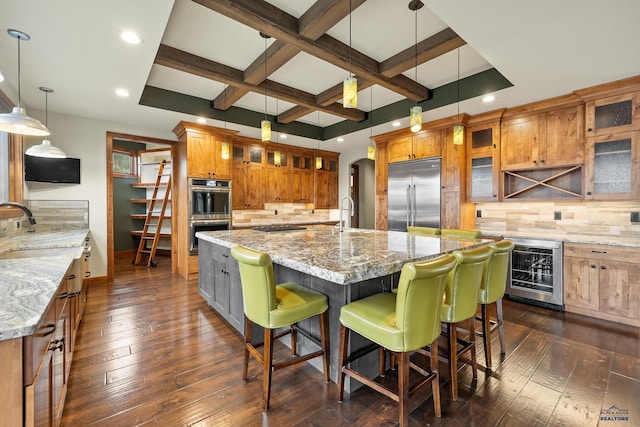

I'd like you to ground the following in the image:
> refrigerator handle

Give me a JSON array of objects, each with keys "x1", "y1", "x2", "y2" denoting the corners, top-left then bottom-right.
[
  {"x1": 412, "y1": 185, "x2": 417, "y2": 226},
  {"x1": 406, "y1": 185, "x2": 411, "y2": 229}
]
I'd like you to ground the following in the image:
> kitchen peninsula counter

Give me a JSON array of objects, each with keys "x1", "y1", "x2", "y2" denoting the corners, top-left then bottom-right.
[{"x1": 196, "y1": 225, "x2": 491, "y2": 387}]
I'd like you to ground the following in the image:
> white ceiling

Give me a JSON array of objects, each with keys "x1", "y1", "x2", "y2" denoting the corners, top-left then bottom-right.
[{"x1": 1, "y1": 0, "x2": 639, "y2": 152}]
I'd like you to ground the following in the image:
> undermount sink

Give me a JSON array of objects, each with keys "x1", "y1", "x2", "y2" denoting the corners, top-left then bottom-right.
[{"x1": 0, "y1": 246, "x2": 82, "y2": 260}]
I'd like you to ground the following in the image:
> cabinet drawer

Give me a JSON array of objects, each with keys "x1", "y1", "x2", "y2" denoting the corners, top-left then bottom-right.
[
  {"x1": 23, "y1": 302, "x2": 57, "y2": 385},
  {"x1": 564, "y1": 243, "x2": 637, "y2": 261}
]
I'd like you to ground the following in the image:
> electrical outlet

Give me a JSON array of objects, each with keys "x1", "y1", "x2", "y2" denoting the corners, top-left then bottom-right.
[
  {"x1": 554, "y1": 211, "x2": 561, "y2": 220},
  {"x1": 631, "y1": 212, "x2": 640, "y2": 223},
  {"x1": 16, "y1": 220, "x2": 21, "y2": 229},
  {"x1": 476, "y1": 210, "x2": 482, "y2": 218},
  {"x1": 311, "y1": 209, "x2": 315, "y2": 214},
  {"x1": 275, "y1": 210, "x2": 278, "y2": 215}
]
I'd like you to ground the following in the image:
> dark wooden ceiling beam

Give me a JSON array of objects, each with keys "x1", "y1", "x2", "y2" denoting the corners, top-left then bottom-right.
[
  {"x1": 211, "y1": 0, "x2": 366, "y2": 110},
  {"x1": 156, "y1": 44, "x2": 365, "y2": 121},
  {"x1": 192, "y1": 0, "x2": 430, "y2": 101},
  {"x1": 381, "y1": 28, "x2": 466, "y2": 77}
]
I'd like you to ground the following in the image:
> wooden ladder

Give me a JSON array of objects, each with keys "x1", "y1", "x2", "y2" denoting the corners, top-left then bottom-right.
[{"x1": 133, "y1": 160, "x2": 171, "y2": 267}]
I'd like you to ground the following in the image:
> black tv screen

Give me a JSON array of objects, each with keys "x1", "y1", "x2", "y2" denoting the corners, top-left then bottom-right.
[{"x1": 24, "y1": 155, "x2": 81, "y2": 184}]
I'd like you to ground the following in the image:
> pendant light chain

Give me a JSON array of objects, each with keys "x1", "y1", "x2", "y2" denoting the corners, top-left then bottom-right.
[
  {"x1": 349, "y1": 0, "x2": 352, "y2": 78},
  {"x1": 17, "y1": 35, "x2": 22, "y2": 106},
  {"x1": 457, "y1": 47, "x2": 460, "y2": 124},
  {"x1": 264, "y1": 36, "x2": 267, "y2": 120}
]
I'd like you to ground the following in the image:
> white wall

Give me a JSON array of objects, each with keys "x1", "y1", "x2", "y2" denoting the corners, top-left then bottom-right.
[{"x1": 22, "y1": 110, "x2": 176, "y2": 278}]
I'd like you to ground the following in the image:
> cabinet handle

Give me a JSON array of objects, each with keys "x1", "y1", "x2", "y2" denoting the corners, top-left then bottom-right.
[
  {"x1": 588, "y1": 128, "x2": 593, "y2": 132},
  {"x1": 49, "y1": 338, "x2": 64, "y2": 352},
  {"x1": 533, "y1": 160, "x2": 537, "y2": 164},
  {"x1": 85, "y1": 272, "x2": 91, "y2": 278},
  {"x1": 540, "y1": 159, "x2": 545, "y2": 164},
  {"x1": 67, "y1": 274, "x2": 76, "y2": 280},
  {"x1": 591, "y1": 250, "x2": 607, "y2": 254},
  {"x1": 37, "y1": 323, "x2": 56, "y2": 337},
  {"x1": 590, "y1": 265, "x2": 597, "y2": 269},
  {"x1": 58, "y1": 291, "x2": 69, "y2": 299},
  {"x1": 600, "y1": 266, "x2": 607, "y2": 270}
]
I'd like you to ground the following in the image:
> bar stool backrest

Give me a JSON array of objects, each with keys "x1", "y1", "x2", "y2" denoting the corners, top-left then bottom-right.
[
  {"x1": 395, "y1": 254, "x2": 457, "y2": 351},
  {"x1": 407, "y1": 226, "x2": 441, "y2": 236},
  {"x1": 441, "y1": 229, "x2": 482, "y2": 239},
  {"x1": 442, "y1": 246, "x2": 494, "y2": 323},
  {"x1": 230, "y1": 245, "x2": 277, "y2": 328},
  {"x1": 480, "y1": 239, "x2": 515, "y2": 304}
]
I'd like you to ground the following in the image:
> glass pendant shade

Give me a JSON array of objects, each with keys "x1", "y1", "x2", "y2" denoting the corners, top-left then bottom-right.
[
  {"x1": 453, "y1": 125, "x2": 464, "y2": 145},
  {"x1": 25, "y1": 139, "x2": 66, "y2": 158},
  {"x1": 410, "y1": 105, "x2": 422, "y2": 133},
  {"x1": 274, "y1": 150, "x2": 281, "y2": 166},
  {"x1": 221, "y1": 141, "x2": 230, "y2": 159},
  {"x1": 315, "y1": 156, "x2": 323, "y2": 169},
  {"x1": 343, "y1": 76, "x2": 358, "y2": 108},
  {"x1": 261, "y1": 120, "x2": 271, "y2": 142},
  {"x1": 367, "y1": 145, "x2": 375, "y2": 160}
]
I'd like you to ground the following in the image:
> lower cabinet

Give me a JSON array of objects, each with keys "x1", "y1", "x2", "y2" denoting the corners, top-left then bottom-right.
[
  {"x1": 564, "y1": 243, "x2": 640, "y2": 327},
  {"x1": 198, "y1": 241, "x2": 244, "y2": 332}
]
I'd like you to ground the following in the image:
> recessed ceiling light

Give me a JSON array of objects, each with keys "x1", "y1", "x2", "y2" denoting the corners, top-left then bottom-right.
[
  {"x1": 337, "y1": 137, "x2": 344, "y2": 142},
  {"x1": 392, "y1": 121, "x2": 401, "y2": 127},
  {"x1": 280, "y1": 134, "x2": 287, "y2": 139},
  {"x1": 115, "y1": 88, "x2": 130, "y2": 97},
  {"x1": 0, "y1": 70, "x2": 4, "y2": 83},
  {"x1": 197, "y1": 118, "x2": 206, "y2": 124},
  {"x1": 121, "y1": 31, "x2": 142, "y2": 45},
  {"x1": 482, "y1": 94, "x2": 495, "y2": 103}
]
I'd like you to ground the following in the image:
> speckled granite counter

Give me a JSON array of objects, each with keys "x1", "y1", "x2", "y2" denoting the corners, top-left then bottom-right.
[
  {"x1": 0, "y1": 229, "x2": 89, "y2": 341},
  {"x1": 197, "y1": 225, "x2": 489, "y2": 285},
  {"x1": 481, "y1": 231, "x2": 640, "y2": 248}
]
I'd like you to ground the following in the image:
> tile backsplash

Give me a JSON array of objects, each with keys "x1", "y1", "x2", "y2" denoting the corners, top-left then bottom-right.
[
  {"x1": 26, "y1": 200, "x2": 89, "y2": 231},
  {"x1": 476, "y1": 200, "x2": 640, "y2": 240},
  {"x1": 232, "y1": 203, "x2": 338, "y2": 227}
]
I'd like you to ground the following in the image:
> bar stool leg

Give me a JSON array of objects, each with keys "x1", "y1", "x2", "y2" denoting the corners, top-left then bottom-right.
[
  {"x1": 481, "y1": 303, "x2": 492, "y2": 369},
  {"x1": 337, "y1": 324, "x2": 349, "y2": 403},
  {"x1": 290, "y1": 324, "x2": 298, "y2": 356},
  {"x1": 496, "y1": 299, "x2": 506, "y2": 356},
  {"x1": 320, "y1": 311, "x2": 330, "y2": 383},
  {"x1": 263, "y1": 327, "x2": 274, "y2": 410},
  {"x1": 243, "y1": 315, "x2": 251, "y2": 381},
  {"x1": 448, "y1": 322, "x2": 459, "y2": 401},
  {"x1": 398, "y1": 351, "x2": 410, "y2": 426},
  {"x1": 469, "y1": 317, "x2": 478, "y2": 380},
  {"x1": 430, "y1": 336, "x2": 441, "y2": 417}
]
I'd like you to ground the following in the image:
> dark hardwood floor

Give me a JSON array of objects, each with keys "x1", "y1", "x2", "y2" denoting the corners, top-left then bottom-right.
[{"x1": 61, "y1": 255, "x2": 640, "y2": 426}]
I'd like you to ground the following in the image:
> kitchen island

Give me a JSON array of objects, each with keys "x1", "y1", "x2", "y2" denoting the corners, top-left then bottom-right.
[{"x1": 196, "y1": 225, "x2": 491, "y2": 386}]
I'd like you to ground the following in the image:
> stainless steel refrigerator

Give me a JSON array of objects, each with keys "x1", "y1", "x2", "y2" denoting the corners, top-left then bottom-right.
[{"x1": 387, "y1": 158, "x2": 441, "y2": 231}]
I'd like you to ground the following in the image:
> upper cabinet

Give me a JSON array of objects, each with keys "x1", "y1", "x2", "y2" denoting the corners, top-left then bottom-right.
[
  {"x1": 264, "y1": 148, "x2": 291, "y2": 203},
  {"x1": 585, "y1": 91, "x2": 640, "y2": 137},
  {"x1": 232, "y1": 142, "x2": 264, "y2": 210},
  {"x1": 466, "y1": 111, "x2": 503, "y2": 202},
  {"x1": 501, "y1": 104, "x2": 583, "y2": 170},
  {"x1": 173, "y1": 122, "x2": 234, "y2": 180},
  {"x1": 314, "y1": 153, "x2": 339, "y2": 209},
  {"x1": 387, "y1": 129, "x2": 442, "y2": 163},
  {"x1": 290, "y1": 151, "x2": 314, "y2": 204}
]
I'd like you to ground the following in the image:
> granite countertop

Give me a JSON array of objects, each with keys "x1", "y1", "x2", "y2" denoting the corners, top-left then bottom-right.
[
  {"x1": 0, "y1": 229, "x2": 89, "y2": 341},
  {"x1": 197, "y1": 225, "x2": 491, "y2": 285},
  {"x1": 482, "y1": 231, "x2": 640, "y2": 248}
]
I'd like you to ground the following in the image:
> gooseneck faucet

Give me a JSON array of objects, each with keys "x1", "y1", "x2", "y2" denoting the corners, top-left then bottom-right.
[
  {"x1": 0, "y1": 202, "x2": 37, "y2": 226},
  {"x1": 339, "y1": 196, "x2": 354, "y2": 232}
]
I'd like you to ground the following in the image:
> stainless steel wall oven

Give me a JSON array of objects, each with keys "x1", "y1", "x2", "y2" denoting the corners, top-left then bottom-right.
[
  {"x1": 188, "y1": 178, "x2": 231, "y2": 254},
  {"x1": 506, "y1": 238, "x2": 564, "y2": 309}
]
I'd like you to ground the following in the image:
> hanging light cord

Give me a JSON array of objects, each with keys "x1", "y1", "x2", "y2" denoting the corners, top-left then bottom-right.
[
  {"x1": 348, "y1": 0, "x2": 352, "y2": 78},
  {"x1": 264, "y1": 36, "x2": 268, "y2": 120},
  {"x1": 457, "y1": 48, "x2": 461, "y2": 124},
  {"x1": 44, "y1": 90, "x2": 48, "y2": 126},
  {"x1": 414, "y1": 6, "x2": 418, "y2": 105},
  {"x1": 224, "y1": 84, "x2": 227, "y2": 141},
  {"x1": 16, "y1": 35, "x2": 22, "y2": 107}
]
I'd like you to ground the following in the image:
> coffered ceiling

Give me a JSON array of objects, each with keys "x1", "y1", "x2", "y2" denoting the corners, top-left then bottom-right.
[{"x1": 1, "y1": 0, "x2": 639, "y2": 151}]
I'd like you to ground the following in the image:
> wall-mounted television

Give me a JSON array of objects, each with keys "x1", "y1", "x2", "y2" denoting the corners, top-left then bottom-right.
[{"x1": 24, "y1": 154, "x2": 81, "y2": 184}]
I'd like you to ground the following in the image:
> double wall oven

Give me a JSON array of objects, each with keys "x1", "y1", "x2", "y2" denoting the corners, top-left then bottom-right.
[{"x1": 188, "y1": 178, "x2": 231, "y2": 254}]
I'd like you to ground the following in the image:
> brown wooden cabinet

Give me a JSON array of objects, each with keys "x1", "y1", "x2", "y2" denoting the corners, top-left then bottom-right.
[
  {"x1": 264, "y1": 149, "x2": 291, "y2": 203},
  {"x1": 291, "y1": 152, "x2": 313, "y2": 204},
  {"x1": 467, "y1": 119, "x2": 501, "y2": 202},
  {"x1": 186, "y1": 132, "x2": 231, "y2": 179},
  {"x1": 501, "y1": 105, "x2": 583, "y2": 170},
  {"x1": 584, "y1": 130, "x2": 640, "y2": 200},
  {"x1": 564, "y1": 243, "x2": 640, "y2": 327},
  {"x1": 314, "y1": 154, "x2": 338, "y2": 209},
  {"x1": 387, "y1": 130, "x2": 442, "y2": 163},
  {"x1": 232, "y1": 143, "x2": 264, "y2": 209},
  {"x1": 585, "y1": 91, "x2": 640, "y2": 137}
]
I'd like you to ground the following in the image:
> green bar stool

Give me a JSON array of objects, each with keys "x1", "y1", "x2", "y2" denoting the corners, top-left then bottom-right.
[
  {"x1": 407, "y1": 226, "x2": 441, "y2": 235},
  {"x1": 230, "y1": 245, "x2": 330, "y2": 411},
  {"x1": 440, "y1": 229, "x2": 482, "y2": 239},
  {"x1": 337, "y1": 254, "x2": 457, "y2": 426},
  {"x1": 440, "y1": 245, "x2": 493, "y2": 401},
  {"x1": 478, "y1": 239, "x2": 514, "y2": 370}
]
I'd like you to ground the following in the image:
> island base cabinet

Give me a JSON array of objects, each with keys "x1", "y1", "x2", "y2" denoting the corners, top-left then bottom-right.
[{"x1": 564, "y1": 243, "x2": 640, "y2": 327}]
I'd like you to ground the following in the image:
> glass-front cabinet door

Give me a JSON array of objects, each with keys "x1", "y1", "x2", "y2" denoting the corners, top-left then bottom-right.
[
  {"x1": 585, "y1": 131, "x2": 640, "y2": 200},
  {"x1": 466, "y1": 123, "x2": 500, "y2": 202},
  {"x1": 585, "y1": 91, "x2": 640, "y2": 137}
]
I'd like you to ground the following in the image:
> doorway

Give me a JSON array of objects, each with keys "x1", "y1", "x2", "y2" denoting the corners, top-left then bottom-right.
[
  {"x1": 106, "y1": 132, "x2": 175, "y2": 281},
  {"x1": 350, "y1": 158, "x2": 375, "y2": 229}
]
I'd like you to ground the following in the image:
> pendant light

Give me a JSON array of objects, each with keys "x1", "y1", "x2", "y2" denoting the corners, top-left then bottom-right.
[
  {"x1": 367, "y1": 87, "x2": 375, "y2": 160},
  {"x1": 25, "y1": 87, "x2": 66, "y2": 158},
  {"x1": 0, "y1": 29, "x2": 50, "y2": 136},
  {"x1": 408, "y1": 1, "x2": 423, "y2": 133},
  {"x1": 343, "y1": 0, "x2": 357, "y2": 108},
  {"x1": 260, "y1": 33, "x2": 271, "y2": 142},
  {"x1": 453, "y1": 47, "x2": 464, "y2": 145},
  {"x1": 315, "y1": 111, "x2": 323, "y2": 169},
  {"x1": 273, "y1": 99, "x2": 281, "y2": 166},
  {"x1": 221, "y1": 84, "x2": 230, "y2": 159}
]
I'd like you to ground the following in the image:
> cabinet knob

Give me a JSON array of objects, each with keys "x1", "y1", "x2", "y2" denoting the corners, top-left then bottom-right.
[
  {"x1": 591, "y1": 265, "x2": 597, "y2": 269},
  {"x1": 588, "y1": 128, "x2": 593, "y2": 132},
  {"x1": 600, "y1": 266, "x2": 607, "y2": 270},
  {"x1": 533, "y1": 160, "x2": 537, "y2": 164},
  {"x1": 540, "y1": 159, "x2": 545, "y2": 164}
]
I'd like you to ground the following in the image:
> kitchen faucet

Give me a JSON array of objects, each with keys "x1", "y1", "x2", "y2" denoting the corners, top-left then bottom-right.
[
  {"x1": 0, "y1": 202, "x2": 37, "y2": 229},
  {"x1": 339, "y1": 196, "x2": 354, "y2": 232}
]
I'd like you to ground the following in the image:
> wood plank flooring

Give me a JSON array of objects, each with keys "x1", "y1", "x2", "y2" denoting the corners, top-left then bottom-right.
[{"x1": 61, "y1": 255, "x2": 640, "y2": 426}]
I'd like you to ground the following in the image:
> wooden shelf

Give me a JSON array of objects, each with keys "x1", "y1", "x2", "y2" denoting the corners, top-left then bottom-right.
[
  {"x1": 503, "y1": 165, "x2": 583, "y2": 200},
  {"x1": 131, "y1": 182, "x2": 170, "y2": 188},
  {"x1": 131, "y1": 214, "x2": 172, "y2": 220},
  {"x1": 130, "y1": 198, "x2": 172, "y2": 203},
  {"x1": 131, "y1": 230, "x2": 171, "y2": 238}
]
